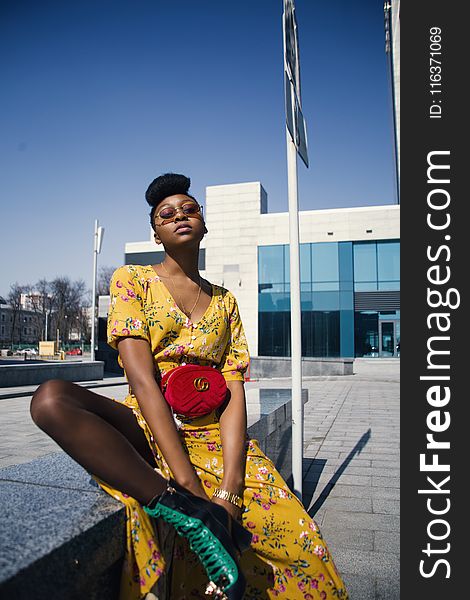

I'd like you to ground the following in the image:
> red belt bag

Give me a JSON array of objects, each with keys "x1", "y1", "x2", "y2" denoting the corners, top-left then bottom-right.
[{"x1": 159, "y1": 364, "x2": 228, "y2": 418}]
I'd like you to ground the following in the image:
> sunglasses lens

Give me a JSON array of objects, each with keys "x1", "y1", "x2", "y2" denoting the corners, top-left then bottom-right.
[
  {"x1": 182, "y1": 203, "x2": 199, "y2": 215},
  {"x1": 159, "y1": 208, "x2": 176, "y2": 219},
  {"x1": 156, "y1": 202, "x2": 200, "y2": 221}
]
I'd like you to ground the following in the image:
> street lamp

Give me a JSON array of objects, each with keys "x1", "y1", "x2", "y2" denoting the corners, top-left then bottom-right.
[
  {"x1": 26, "y1": 291, "x2": 52, "y2": 345},
  {"x1": 91, "y1": 220, "x2": 104, "y2": 362},
  {"x1": 43, "y1": 293, "x2": 52, "y2": 342}
]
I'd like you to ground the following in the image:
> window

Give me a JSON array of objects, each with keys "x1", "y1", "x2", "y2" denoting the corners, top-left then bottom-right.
[
  {"x1": 258, "y1": 246, "x2": 284, "y2": 291},
  {"x1": 377, "y1": 241, "x2": 400, "y2": 290},
  {"x1": 301, "y1": 310, "x2": 340, "y2": 357},
  {"x1": 338, "y1": 242, "x2": 354, "y2": 289},
  {"x1": 258, "y1": 311, "x2": 291, "y2": 356},
  {"x1": 354, "y1": 311, "x2": 379, "y2": 357},
  {"x1": 282, "y1": 244, "x2": 312, "y2": 290},
  {"x1": 353, "y1": 242, "x2": 377, "y2": 290},
  {"x1": 259, "y1": 242, "x2": 351, "y2": 357},
  {"x1": 312, "y1": 243, "x2": 339, "y2": 284},
  {"x1": 300, "y1": 244, "x2": 311, "y2": 284}
]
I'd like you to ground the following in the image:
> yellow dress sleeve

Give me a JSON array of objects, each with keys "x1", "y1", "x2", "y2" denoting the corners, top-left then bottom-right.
[
  {"x1": 219, "y1": 292, "x2": 250, "y2": 382},
  {"x1": 107, "y1": 265, "x2": 151, "y2": 350}
]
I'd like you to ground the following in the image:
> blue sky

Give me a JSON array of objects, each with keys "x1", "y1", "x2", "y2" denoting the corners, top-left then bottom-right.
[{"x1": 0, "y1": 0, "x2": 396, "y2": 298}]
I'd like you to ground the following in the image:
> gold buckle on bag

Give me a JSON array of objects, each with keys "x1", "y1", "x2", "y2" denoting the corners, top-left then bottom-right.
[{"x1": 193, "y1": 377, "x2": 210, "y2": 392}]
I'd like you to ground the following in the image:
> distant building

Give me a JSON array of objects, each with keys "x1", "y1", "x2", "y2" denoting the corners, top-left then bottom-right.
[
  {"x1": 120, "y1": 182, "x2": 400, "y2": 359},
  {"x1": 0, "y1": 300, "x2": 41, "y2": 346},
  {"x1": 20, "y1": 292, "x2": 55, "y2": 312}
]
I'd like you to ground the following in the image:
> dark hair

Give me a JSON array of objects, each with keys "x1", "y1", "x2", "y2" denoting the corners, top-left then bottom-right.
[{"x1": 146, "y1": 172, "x2": 197, "y2": 230}]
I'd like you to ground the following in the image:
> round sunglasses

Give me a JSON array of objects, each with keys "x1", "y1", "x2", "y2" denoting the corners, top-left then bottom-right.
[{"x1": 154, "y1": 202, "x2": 203, "y2": 224}]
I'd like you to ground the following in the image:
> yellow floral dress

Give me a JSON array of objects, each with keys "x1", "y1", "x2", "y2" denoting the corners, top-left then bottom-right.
[{"x1": 101, "y1": 264, "x2": 348, "y2": 600}]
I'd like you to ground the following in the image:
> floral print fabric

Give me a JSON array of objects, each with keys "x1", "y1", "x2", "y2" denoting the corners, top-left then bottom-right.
[
  {"x1": 101, "y1": 264, "x2": 348, "y2": 599},
  {"x1": 107, "y1": 264, "x2": 250, "y2": 384}
]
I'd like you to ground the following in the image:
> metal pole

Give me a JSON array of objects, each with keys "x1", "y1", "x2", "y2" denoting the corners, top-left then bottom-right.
[
  {"x1": 91, "y1": 219, "x2": 98, "y2": 362},
  {"x1": 286, "y1": 126, "x2": 303, "y2": 499}
]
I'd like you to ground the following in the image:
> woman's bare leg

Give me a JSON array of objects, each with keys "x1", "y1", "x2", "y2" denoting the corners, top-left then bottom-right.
[{"x1": 30, "y1": 379, "x2": 167, "y2": 504}]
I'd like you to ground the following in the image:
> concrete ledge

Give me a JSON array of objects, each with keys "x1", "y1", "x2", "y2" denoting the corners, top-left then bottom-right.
[
  {"x1": 251, "y1": 356, "x2": 354, "y2": 377},
  {"x1": 95, "y1": 350, "x2": 355, "y2": 379},
  {"x1": 0, "y1": 361, "x2": 105, "y2": 387},
  {"x1": 0, "y1": 455, "x2": 124, "y2": 600},
  {"x1": 0, "y1": 389, "x2": 304, "y2": 598},
  {"x1": 96, "y1": 347, "x2": 123, "y2": 375}
]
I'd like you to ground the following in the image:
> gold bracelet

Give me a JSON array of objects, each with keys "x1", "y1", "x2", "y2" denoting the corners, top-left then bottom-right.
[{"x1": 212, "y1": 487, "x2": 243, "y2": 508}]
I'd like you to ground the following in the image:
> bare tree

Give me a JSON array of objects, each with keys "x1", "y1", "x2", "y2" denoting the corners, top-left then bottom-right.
[
  {"x1": 5, "y1": 276, "x2": 92, "y2": 347},
  {"x1": 27, "y1": 279, "x2": 52, "y2": 341},
  {"x1": 97, "y1": 265, "x2": 117, "y2": 296},
  {"x1": 77, "y1": 305, "x2": 91, "y2": 343},
  {"x1": 50, "y1": 277, "x2": 88, "y2": 345},
  {"x1": 7, "y1": 283, "x2": 26, "y2": 346}
]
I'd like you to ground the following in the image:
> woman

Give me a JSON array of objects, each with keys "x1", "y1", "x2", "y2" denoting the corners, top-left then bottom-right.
[{"x1": 30, "y1": 173, "x2": 348, "y2": 600}]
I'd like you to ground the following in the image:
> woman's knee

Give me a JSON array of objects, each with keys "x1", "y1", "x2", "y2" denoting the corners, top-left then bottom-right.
[{"x1": 30, "y1": 379, "x2": 76, "y2": 427}]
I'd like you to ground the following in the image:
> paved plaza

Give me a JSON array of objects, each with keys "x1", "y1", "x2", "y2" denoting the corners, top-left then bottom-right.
[{"x1": 0, "y1": 358, "x2": 399, "y2": 599}]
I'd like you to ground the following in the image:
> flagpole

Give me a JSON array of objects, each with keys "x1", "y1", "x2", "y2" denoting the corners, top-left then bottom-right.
[
  {"x1": 283, "y1": 0, "x2": 307, "y2": 500},
  {"x1": 91, "y1": 220, "x2": 98, "y2": 362},
  {"x1": 91, "y1": 220, "x2": 104, "y2": 362}
]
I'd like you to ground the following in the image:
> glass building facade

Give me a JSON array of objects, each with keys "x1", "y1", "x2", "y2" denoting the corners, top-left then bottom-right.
[{"x1": 258, "y1": 240, "x2": 400, "y2": 358}]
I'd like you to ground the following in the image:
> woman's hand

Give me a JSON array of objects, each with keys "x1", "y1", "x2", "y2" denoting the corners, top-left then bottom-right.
[
  {"x1": 183, "y1": 478, "x2": 210, "y2": 501},
  {"x1": 211, "y1": 495, "x2": 243, "y2": 524}
]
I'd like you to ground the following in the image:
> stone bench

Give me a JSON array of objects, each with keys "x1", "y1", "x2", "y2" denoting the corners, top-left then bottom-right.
[
  {"x1": 251, "y1": 356, "x2": 354, "y2": 378},
  {"x1": 0, "y1": 361, "x2": 105, "y2": 388},
  {"x1": 0, "y1": 388, "x2": 307, "y2": 599}
]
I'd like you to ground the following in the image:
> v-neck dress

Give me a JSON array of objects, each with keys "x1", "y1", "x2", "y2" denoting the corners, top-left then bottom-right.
[
  {"x1": 99, "y1": 264, "x2": 348, "y2": 600},
  {"x1": 107, "y1": 264, "x2": 249, "y2": 389}
]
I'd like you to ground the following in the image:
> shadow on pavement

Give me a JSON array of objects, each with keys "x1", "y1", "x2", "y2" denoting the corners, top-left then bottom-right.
[{"x1": 305, "y1": 428, "x2": 371, "y2": 517}]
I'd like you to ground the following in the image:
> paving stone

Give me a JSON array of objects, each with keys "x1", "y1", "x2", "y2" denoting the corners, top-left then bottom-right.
[
  {"x1": 318, "y1": 458, "x2": 372, "y2": 468},
  {"x1": 342, "y1": 452, "x2": 399, "y2": 461},
  {"x1": 374, "y1": 530, "x2": 400, "y2": 554},
  {"x1": 319, "y1": 525, "x2": 374, "y2": 551},
  {"x1": 328, "y1": 484, "x2": 374, "y2": 499},
  {"x1": 370, "y1": 487, "x2": 399, "y2": 500},
  {"x1": 313, "y1": 496, "x2": 373, "y2": 513},
  {"x1": 327, "y1": 474, "x2": 372, "y2": 486},
  {"x1": 311, "y1": 505, "x2": 327, "y2": 526},
  {"x1": 372, "y1": 498, "x2": 400, "y2": 515},
  {"x1": 371, "y1": 467, "x2": 400, "y2": 478},
  {"x1": 376, "y1": 577, "x2": 400, "y2": 599},
  {"x1": 313, "y1": 450, "x2": 342, "y2": 459},
  {"x1": 322, "y1": 511, "x2": 399, "y2": 533},
  {"x1": 372, "y1": 459, "x2": 400, "y2": 469},
  {"x1": 341, "y1": 573, "x2": 376, "y2": 600},
  {"x1": 331, "y1": 547, "x2": 399, "y2": 579},
  {"x1": 327, "y1": 465, "x2": 373, "y2": 476},
  {"x1": 304, "y1": 465, "x2": 328, "y2": 480},
  {"x1": 372, "y1": 476, "x2": 400, "y2": 488}
]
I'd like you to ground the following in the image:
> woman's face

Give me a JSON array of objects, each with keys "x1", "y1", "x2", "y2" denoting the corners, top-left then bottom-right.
[{"x1": 153, "y1": 194, "x2": 206, "y2": 248}]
